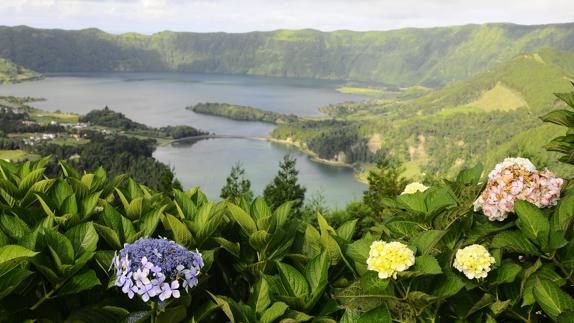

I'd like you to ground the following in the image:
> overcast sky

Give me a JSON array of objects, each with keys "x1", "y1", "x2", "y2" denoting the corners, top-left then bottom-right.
[{"x1": 0, "y1": 0, "x2": 573, "y2": 34}]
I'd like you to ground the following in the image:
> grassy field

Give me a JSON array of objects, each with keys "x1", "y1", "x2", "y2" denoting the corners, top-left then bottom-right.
[
  {"x1": 337, "y1": 86, "x2": 388, "y2": 97},
  {"x1": 0, "y1": 149, "x2": 39, "y2": 161},
  {"x1": 464, "y1": 82, "x2": 528, "y2": 112},
  {"x1": 30, "y1": 109, "x2": 79, "y2": 124}
]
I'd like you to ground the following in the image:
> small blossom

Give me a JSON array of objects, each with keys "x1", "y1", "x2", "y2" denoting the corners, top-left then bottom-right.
[
  {"x1": 401, "y1": 182, "x2": 429, "y2": 195},
  {"x1": 453, "y1": 244, "x2": 495, "y2": 280},
  {"x1": 366, "y1": 241, "x2": 415, "y2": 279}
]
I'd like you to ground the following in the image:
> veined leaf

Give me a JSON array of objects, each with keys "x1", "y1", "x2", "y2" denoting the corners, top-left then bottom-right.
[
  {"x1": 260, "y1": 302, "x2": 288, "y2": 323},
  {"x1": 514, "y1": 200, "x2": 549, "y2": 247},
  {"x1": 227, "y1": 202, "x2": 257, "y2": 236},
  {"x1": 0, "y1": 245, "x2": 38, "y2": 263},
  {"x1": 57, "y1": 270, "x2": 101, "y2": 297},
  {"x1": 357, "y1": 304, "x2": 391, "y2": 323},
  {"x1": 534, "y1": 278, "x2": 574, "y2": 320},
  {"x1": 277, "y1": 262, "x2": 309, "y2": 298}
]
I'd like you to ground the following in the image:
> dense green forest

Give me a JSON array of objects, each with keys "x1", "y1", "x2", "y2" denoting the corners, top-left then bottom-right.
[
  {"x1": 189, "y1": 102, "x2": 298, "y2": 124},
  {"x1": 0, "y1": 57, "x2": 42, "y2": 83},
  {"x1": 272, "y1": 49, "x2": 574, "y2": 178},
  {"x1": 1, "y1": 23, "x2": 574, "y2": 85},
  {"x1": 81, "y1": 107, "x2": 208, "y2": 139}
]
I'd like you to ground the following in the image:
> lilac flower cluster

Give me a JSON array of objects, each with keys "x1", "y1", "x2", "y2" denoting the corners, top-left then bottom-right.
[
  {"x1": 473, "y1": 157, "x2": 563, "y2": 221},
  {"x1": 112, "y1": 237, "x2": 204, "y2": 302}
]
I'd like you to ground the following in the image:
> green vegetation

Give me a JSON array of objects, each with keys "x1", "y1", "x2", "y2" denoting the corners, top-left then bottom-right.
[
  {"x1": 79, "y1": 107, "x2": 148, "y2": 130},
  {"x1": 272, "y1": 49, "x2": 574, "y2": 178},
  {"x1": 263, "y1": 154, "x2": 306, "y2": 216},
  {"x1": 0, "y1": 57, "x2": 42, "y2": 83},
  {"x1": 188, "y1": 102, "x2": 298, "y2": 124},
  {"x1": 220, "y1": 163, "x2": 254, "y2": 203},
  {"x1": 0, "y1": 149, "x2": 38, "y2": 161},
  {"x1": 81, "y1": 107, "x2": 207, "y2": 139},
  {"x1": 1, "y1": 23, "x2": 574, "y2": 86},
  {"x1": 336, "y1": 86, "x2": 388, "y2": 97},
  {"x1": 0, "y1": 91, "x2": 572, "y2": 321}
]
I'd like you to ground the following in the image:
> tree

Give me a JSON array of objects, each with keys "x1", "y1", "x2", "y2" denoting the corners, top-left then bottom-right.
[
  {"x1": 363, "y1": 154, "x2": 407, "y2": 216},
  {"x1": 264, "y1": 154, "x2": 306, "y2": 215},
  {"x1": 220, "y1": 163, "x2": 253, "y2": 203}
]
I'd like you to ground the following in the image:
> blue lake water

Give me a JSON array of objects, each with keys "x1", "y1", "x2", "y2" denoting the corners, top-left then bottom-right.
[{"x1": 0, "y1": 73, "x2": 368, "y2": 207}]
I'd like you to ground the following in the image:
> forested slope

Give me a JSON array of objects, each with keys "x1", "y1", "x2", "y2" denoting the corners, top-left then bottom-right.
[
  {"x1": 0, "y1": 23, "x2": 573, "y2": 85},
  {"x1": 271, "y1": 49, "x2": 574, "y2": 177}
]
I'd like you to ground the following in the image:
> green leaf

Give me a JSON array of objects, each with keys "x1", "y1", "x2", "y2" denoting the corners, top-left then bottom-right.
[
  {"x1": 163, "y1": 214, "x2": 193, "y2": 247},
  {"x1": 0, "y1": 213, "x2": 30, "y2": 240},
  {"x1": 260, "y1": 302, "x2": 289, "y2": 323},
  {"x1": 65, "y1": 222, "x2": 98, "y2": 257},
  {"x1": 336, "y1": 220, "x2": 357, "y2": 241},
  {"x1": 490, "y1": 262, "x2": 522, "y2": 285},
  {"x1": 272, "y1": 201, "x2": 293, "y2": 231},
  {"x1": 0, "y1": 245, "x2": 37, "y2": 263},
  {"x1": 214, "y1": 237, "x2": 240, "y2": 257},
  {"x1": 456, "y1": 163, "x2": 483, "y2": 185},
  {"x1": 552, "y1": 194, "x2": 574, "y2": 233},
  {"x1": 534, "y1": 278, "x2": 574, "y2": 320},
  {"x1": 252, "y1": 197, "x2": 272, "y2": 222},
  {"x1": 249, "y1": 278, "x2": 271, "y2": 314},
  {"x1": 360, "y1": 271, "x2": 389, "y2": 294},
  {"x1": 541, "y1": 109, "x2": 574, "y2": 127},
  {"x1": 227, "y1": 202, "x2": 257, "y2": 236},
  {"x1": 491, "y1": 231, "x2": 541, "y2": 255},
  {"x1": 139, "y1": 205, "x2": 165, "y2": 237},
  {"x1": 43, "y1": 229, "x2": 75, "y2": 264},
  {"x1": 401, "y1": 255, "x2": 442, "y2": 277},
  {"x1": 57, "y1": 269, "x2": 101, "y2": 297},
  {"x1": 81, "y1": 191, "x2": 101, "y2": 219},
  {"x1": 514, "y1": 200, "x2": 549, "y2": 247},
  {"x1": 432, "y1": 271, "x2": 465, "y2": 298},
  {"x1": 277, "y1": 262, "x2": 310, "y2": 298},
  {"x1": 305, "y1": 251, "x2": 328, "y2": 292},
  {"x1": 410, "y1": 230, "x2": 445, "y2": 256},
  {"x1": 93, "y1": 223, "x2": 122, "y2": 249},
  {"x1": 249, "y1": 230, "x2": 271, "y2": 251},
  {"x1": 555, "y1": 91, "x2": 574, "y2": 109},
  {"x1": 0, "y1": 266, "x2": 33, "y2": 300},
  {"x1": 357, "y1": 304, "x2": 391, "y2": 323}
]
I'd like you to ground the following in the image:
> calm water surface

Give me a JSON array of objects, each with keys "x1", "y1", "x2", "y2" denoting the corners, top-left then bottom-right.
[{"x1": 0, "y1": 73, "x2": 367, "y2": 207}]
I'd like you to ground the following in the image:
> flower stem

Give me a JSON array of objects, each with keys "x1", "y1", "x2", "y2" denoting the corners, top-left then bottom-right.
[{"x1": 150, "y1": 301, "x2": 158, "y2": 323}]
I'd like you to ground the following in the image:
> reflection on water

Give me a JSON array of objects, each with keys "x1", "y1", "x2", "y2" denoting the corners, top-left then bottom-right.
[{"x1": 155, "y1": 138, "x2": 366, "y2": 208}]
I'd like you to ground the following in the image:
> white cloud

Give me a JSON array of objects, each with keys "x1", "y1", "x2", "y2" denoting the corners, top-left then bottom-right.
[{"x1": 0, "y1": 0, "x2": 572, "y2": 33}]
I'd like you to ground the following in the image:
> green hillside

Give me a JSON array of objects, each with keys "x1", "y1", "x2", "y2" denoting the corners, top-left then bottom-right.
[
  {"x1": 0, "y1": 23, "x2": 574, "y2": 85},
  {"x1": 271, "y1": 48, "x2": 574, "y2": 178},
  {"x1": 0, "y1": 57, "x2": 42, "y2": 83}
]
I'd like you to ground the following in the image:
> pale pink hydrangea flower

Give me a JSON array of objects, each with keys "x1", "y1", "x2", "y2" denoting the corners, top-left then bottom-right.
[{"x1": 473, "y1": 157, "x2": 563, "y2": 221}]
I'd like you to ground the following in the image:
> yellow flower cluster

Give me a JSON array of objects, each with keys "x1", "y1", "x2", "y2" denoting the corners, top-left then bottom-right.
[
  {"x1": 453, "y1": 244, "x2": 495, "y2": 279},
  {"x1": 367, "y1": 241, "x2": 415, "y2": 279},
  {"x1": 401, "y1": 182, "x2": 429, "y2": 195}
]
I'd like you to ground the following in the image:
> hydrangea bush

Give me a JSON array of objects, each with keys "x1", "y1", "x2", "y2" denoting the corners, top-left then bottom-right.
[{"x1": 0, "y1": 86, "x2": 573, "y2": 322}]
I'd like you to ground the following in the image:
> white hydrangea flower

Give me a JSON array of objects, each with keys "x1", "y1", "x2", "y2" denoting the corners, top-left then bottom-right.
[
  {"x1": 401, "y1": 182, "x2": 429, "y2": 195},
  {"x1": 366, "y1": 241, "x2": 415, "y2": 279},
  {"x1": 453, "y1": 244, "x2": 495, "y2": 280}
]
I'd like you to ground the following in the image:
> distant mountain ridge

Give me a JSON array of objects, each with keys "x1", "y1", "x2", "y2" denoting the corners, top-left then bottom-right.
[{"x1": 0, "y1": 23, "x2": 573, "y2": 86}]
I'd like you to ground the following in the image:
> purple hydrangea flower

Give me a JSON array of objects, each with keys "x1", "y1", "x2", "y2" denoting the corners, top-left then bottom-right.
[{"x1": 112, "y1": 237, "x2": 204, "y2": 302}]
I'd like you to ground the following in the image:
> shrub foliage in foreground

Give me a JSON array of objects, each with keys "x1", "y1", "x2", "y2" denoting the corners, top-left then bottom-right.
[{"x1": 0, "y1": 87, "x2": 573, "y2": 322}]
